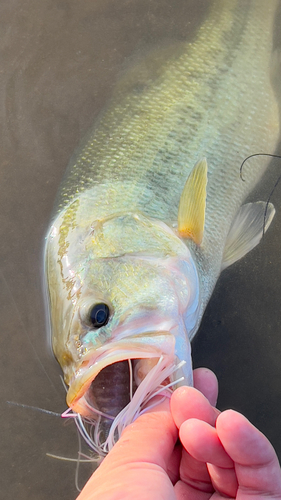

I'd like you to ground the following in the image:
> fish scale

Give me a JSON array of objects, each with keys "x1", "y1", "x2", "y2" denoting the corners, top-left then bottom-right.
[{"x1": 56, "y1": 2, "x2": 277, "y2": 206}]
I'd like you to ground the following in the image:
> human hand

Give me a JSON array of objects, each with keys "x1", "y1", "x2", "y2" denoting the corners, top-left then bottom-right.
[{"x1": 76, "y1": 368, "x2": 281, "y2": 500}]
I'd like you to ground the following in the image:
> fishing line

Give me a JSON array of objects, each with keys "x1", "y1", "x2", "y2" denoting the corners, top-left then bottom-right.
[
  {"x1": 7, "y1": 401, "x2": 61, "y2": 417},
  {"x1": 240, "y1": 152, "x2": 281, "y2": 236},
  {"x1": 46, "y1": 454, "x2": 94, "y2": 463},
  {"x1": 239, "y1": 153, "x2": 281, "y2": 181},
  {"x1": 7, "y1": 389, "x2": 95, "y2": 490}
]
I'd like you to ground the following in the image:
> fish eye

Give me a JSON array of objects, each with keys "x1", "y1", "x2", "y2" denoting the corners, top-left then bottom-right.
[{"x1": 89, "y1": 303, "x2": 110, "y2": 328}]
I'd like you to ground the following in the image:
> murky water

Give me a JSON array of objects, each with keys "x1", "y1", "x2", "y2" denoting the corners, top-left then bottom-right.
[{"x1": 1, "y1": 1, "x2": 281, "y2": 499}]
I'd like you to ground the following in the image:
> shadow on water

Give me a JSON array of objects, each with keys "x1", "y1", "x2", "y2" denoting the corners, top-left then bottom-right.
[{"x1": 1, "y1": 1, "x2": 281, "y2": 498}]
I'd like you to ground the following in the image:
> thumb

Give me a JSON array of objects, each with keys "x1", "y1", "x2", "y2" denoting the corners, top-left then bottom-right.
[
  {"x1": 101, "y1": 399, "x2": 177, "y2": 470},
  {"x1": 76, "y1": 399, "x2": 178, "y2": 500}
]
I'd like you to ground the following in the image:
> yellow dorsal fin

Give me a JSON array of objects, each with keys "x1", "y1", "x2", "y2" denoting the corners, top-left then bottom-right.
[{"x1": 178, "y1": 158, "x2": 208, "y2": 245}]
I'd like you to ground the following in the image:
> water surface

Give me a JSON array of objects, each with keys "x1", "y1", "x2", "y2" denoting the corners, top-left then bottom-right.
[{"x1": 1, "y1": 1, "x2": 281, "y2": 499}]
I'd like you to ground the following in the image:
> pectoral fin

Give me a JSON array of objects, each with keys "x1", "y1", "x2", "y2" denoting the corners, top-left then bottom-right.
[
  {"x1": 178, "y1": 158, "x2": 208, "y2": 245},
  {"x1": 221, "y1": 201, "x2": 275, "y2": 271}
]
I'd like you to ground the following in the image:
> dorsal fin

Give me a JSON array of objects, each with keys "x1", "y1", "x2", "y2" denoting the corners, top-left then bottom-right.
[
  {"x1": 178, "y1": 158, "x2": 208, "y2": 245},
  {"x1": 222, "y1": 201, "x2": 275, "y2": 270}
]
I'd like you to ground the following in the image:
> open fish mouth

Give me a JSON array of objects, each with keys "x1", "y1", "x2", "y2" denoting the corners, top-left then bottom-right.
[{"x1": 65, "y1": 333, "x2": 186, "y2": 456}]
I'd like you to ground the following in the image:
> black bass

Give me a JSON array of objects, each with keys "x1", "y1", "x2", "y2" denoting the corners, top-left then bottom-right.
[{"x1": 45, "y1": 0, "x2": 280, "y2": 454}]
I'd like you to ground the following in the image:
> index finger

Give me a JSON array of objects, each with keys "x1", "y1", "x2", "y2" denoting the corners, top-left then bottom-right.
[
  {"x1": 215, "y1": 410, "x2": 281, "y2": 496},
  {"x1": 171, "y1": 386, "x2": 218, "y2": 429}
]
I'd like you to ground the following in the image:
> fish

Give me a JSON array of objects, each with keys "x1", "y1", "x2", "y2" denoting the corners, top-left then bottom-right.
[{"x1": 45, "y1": 0, "x2": 280, "y2": 455}]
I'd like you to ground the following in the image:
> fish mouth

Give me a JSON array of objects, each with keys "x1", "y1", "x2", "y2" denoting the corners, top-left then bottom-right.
[
  {"x1": 66, "y1": 332, "x2": 184, "y2": 417},
  {"x1": 65, "y1": 332, "x2": 188, "y2": 456}
]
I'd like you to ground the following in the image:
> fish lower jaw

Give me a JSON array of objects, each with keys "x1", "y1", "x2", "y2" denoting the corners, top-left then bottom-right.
[
  {"x1": 66, "y1": 332, "x2": 177, "y2": 414},
  {"x1": 68, "y1": 353, "x2": 187, "y2": 456}
]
